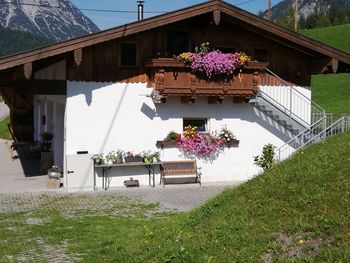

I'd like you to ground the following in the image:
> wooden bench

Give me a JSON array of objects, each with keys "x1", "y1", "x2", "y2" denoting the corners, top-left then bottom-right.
[{"x1": 160, "y1": 160, "x2": 201, "y2": 187}]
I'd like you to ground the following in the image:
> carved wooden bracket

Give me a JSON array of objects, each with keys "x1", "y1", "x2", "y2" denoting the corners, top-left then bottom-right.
[
  {"x1": 208, "y1": 96, "x2": 224, "y2": 104},
  {"x1": 181, "y1": 96, "x2": 196, "y2": 104},
  {"x1": 190, "y1": 73, "x2": 196, "y2": 93},
  {"x1": 213, "y1": 10, "x2": 221, "y2": 26},
  {"x1": 155, "y1": 69, "x2": 165, "y2": 93},
  {"x1": 332, "y1": 58, "x2": 338, "y2": 73},
  {"x1": 74, "y1": 48, "x2": 83, "y2": 66},
  {"x1": 252, "y1": 71, "x2": 259, "y2": 94},
  {"x1": 151, "y1": 90, "x2": 166, "y2": 104},
  {"x1": 23, "y1": 63, "x2": 32, "y2": 80}
]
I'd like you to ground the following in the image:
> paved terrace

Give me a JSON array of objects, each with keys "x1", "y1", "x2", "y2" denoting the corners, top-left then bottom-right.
[
  {"x1": 0, "y1": 185, "x2": 231, "y2": 214},
  {"x1": 0, "y1": 139, "x2": 238, "y2": 213}
]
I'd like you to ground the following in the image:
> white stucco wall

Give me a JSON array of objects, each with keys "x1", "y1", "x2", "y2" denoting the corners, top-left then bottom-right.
[
  {"x1": 260, "y1": 85, "x2": 312, "y2": 125},
  {"x1": 66, "y1": 81, "x2": 292, "y2": 189}
]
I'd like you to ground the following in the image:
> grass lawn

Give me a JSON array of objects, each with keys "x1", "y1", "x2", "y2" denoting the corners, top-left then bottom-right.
[
  {"x1": 1, "y1": 132, "x2": 350, "y2": 262},
  {"x1": 301, "y1": 24, "x2": 350, "y2": 53},
  {"x1": 0, "y1": 116, "x2": 11, "y2": 140},
  {"x1": 312, "y1": 73, "x2": 350, "y2": 116},
  {"x1": 304, "y1": 24, "x2": 350, "y2": 116}
]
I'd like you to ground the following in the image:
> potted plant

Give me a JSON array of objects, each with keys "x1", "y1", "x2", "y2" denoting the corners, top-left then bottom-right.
[
  {"x1": 124, "y1": 151, "x2": 143, "y2": 163},
  {"x1": 105, "y1": 151, "x2": 117, "y2": 165},
  {"x1": 141, "y1": 151, "x2": 161, "y2": 163},
  {"x1": 40, "y1": 131, "x2": 54, "y2": 152},
  {"x1": 91, "y1": 154, "x2": 104, "y2": 165},
  {"x1": 219, "y1": 127, "x2": 238, "y2": 147},
  {"x1": 156, "y1": 131, "x2": 180, "y2": 148}
]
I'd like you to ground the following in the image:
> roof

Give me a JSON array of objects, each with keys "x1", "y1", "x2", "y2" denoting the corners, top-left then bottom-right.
[{"x1": 0, "y1": 0, "x2": 350, "y2": 71}]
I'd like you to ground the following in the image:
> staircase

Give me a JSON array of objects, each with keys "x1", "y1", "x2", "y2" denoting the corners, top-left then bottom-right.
[
  {"x1": 276, "y1": 115, "x2": 350, "y2": 161},
  {"x1": 252, "y1": 68, "x2": 350, "y2": 162}
]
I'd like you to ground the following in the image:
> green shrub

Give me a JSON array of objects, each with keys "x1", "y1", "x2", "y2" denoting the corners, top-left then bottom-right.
[{"x1": 254, "y1": 143, "x2": 276, "y2": 171}]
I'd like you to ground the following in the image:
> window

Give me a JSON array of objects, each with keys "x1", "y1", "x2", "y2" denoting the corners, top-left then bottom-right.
[
  {"x1": 167, "y1": 31, "x2": 189, "y2": 57},
  {"x1": 216, "y1": 47, "x2": 237, "y2": 54},
  {"x1": 254, "y1": 48, "x2": 268, "y2": 62},
  {"x1": 121, "y1": 43, "x2": 137, "y2": 67},
  {"x1": 183, "y1": 118, "x2": 207, "y2": 132}
]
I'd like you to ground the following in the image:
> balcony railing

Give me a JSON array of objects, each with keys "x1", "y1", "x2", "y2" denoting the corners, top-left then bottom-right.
[{"x1": 145, "y1": 58, "x2": 268, "y2": 101}]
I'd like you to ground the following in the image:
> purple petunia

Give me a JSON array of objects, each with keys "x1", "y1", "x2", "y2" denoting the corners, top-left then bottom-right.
[{"x1": 191, "y1": 51, "x2": 240, "y2": 79}]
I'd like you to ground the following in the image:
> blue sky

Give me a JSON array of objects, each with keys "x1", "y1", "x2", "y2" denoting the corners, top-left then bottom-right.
[{"x1": 70, "y1": 0, "x2": 283, "y2": 30}]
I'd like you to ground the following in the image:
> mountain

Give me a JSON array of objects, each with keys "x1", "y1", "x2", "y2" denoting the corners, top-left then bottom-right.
[
  {"x1": 260, "y1": 0, "x2": 350, "y2": 29},
  {"x1": 0, "y1": 25, "x2": 54, "y2": 58},
  {"x1": 0, "y1": 0, "x2": 100, "y2": 42}
]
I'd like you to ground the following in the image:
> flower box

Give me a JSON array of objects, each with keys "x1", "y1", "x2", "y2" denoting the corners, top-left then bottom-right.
[
  {"x1": 124, "y1": 156, "x2": 143, "y2": 163},
  {"x1": 225, "y1": 139, "x2": 240, "y2": 148},
  {"x1": 156, "y1": 140, "x2": 178, "y2": 149}
]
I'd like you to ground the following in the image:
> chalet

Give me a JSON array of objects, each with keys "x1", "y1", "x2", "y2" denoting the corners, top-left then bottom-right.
[{"x1": 0, "y1": 0, "x2": 349, "y2": 191}]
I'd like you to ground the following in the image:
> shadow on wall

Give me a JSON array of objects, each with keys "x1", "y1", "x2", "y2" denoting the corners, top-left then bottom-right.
[
  {"x1": 141, "y1": 103, "x2": 157, "y2": 120},
  {"x1": 68, "y1": 81, "x2": 96, "y2": 106},
  {"x1": 151, "y1": 98, "x2": 292, "y2": 142}
]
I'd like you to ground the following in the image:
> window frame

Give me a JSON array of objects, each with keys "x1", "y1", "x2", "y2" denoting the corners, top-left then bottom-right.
[
  {"x1": 254, "y1": 48, "x2": 269, "y2": 63},
  {"x1": 166, "y1": 30, "x2": 190, "y2": 57},
  {"x1": 119, "y1": 41, "x2": 139, "y2": 68},
  {"x1": 214, "y1": 45, "x2": 238, "y2": 54},
  {"x1": 183, "y1": 118, "x2": 209, "y2": 132}
]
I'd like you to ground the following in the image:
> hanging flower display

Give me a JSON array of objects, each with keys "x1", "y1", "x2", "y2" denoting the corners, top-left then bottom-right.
[
  {"x1": 177, "y1": 42, "x2": 251, "y2": 80},
  {"x1": 177, "y1": 125, "x2": 225, "y2": 159}
]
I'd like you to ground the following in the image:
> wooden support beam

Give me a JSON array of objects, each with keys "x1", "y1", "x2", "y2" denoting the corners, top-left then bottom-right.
[
  {"x1": 208, "y1": 96, "x2": 224, "y2": 104},
  {"x1": 74, "y1": 48, "x2": 83, "y2": 66},
  {"x1": 309, "y1": 58, "x2": 332, "y2": 74},
  {"x1": 181, "y1": 96, "x2": 196, "y2": 104},
  {"x1": 332, "y1": 58, "x2": 338, "y2": 73},
  {"x1": 23, "y1": 63, "x2": 32, "y2": 80},
  {"x1": 213, "y1": 10, "x2": 221, "y2": 26},
  {"x1": 13, "y1": 80, "x2": 67, "y2": 95},
  {"x1": 233, "y1": 97, "x2": 246, "y2": 103}
]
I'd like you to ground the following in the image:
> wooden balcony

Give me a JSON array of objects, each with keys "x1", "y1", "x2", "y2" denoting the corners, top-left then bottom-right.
[{"x1": 145, "y1": 58, "x2": 268, "y2": 103}]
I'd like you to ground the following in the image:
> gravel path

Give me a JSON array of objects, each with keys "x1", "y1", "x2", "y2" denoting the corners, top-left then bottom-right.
[{"x1": 0, "y1": 185, "x2": 231, "y2": 214}]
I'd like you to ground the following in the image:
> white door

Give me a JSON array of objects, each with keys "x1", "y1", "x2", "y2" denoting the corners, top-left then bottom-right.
[
  {"x1": 54, "y1": 102, "x2": 65, "y2": 168},
  {"x1": 66, "y1": 154, "x2": 94, "y2": 191}
]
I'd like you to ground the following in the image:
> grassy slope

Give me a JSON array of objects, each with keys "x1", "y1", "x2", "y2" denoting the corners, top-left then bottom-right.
[
  {"x1": 312, "y1": 73, "x2": 350, "y2": 115},
  {"x1": 302, "y1": 24, "x2": 350, "y2": 115},
  {"x1": 0, "y1": 116, "x2": 11, "y2": 140},
  {"x1": 1, "y1": 132, "x2": 350, "y2": 262},
  {"x1": 301, "y1": 24, "x2": 350, "y2": 53}
]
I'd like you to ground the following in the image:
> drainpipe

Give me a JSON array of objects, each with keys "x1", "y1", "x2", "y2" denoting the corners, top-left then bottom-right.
[{"x1": 137, "y1": 1, "x2": 144, "y2": 21}]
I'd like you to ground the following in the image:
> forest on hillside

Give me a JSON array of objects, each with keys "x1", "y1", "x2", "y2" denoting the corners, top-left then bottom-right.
[
  {"x1": 0, "y1": 26, "x2": 54, "y2": 58},
  {"x1": 260, "y1": 0, "x2": 350, "y2": 30}
]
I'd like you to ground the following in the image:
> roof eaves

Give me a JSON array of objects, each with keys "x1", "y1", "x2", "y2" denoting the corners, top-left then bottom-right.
[
  {"x1": 0, "y1": 1, "x2": 218, "y2": 70},
  {"x1": 217, "y1": 1, "x2": 350, "y2": 64}
]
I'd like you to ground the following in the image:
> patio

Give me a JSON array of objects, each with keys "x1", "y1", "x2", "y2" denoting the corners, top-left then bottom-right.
[{"x1": 0, "y1": 139, "x2": 49, "y2": 194}]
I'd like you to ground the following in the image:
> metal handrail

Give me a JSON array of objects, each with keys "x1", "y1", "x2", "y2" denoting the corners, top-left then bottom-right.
[
  {"x1": 278, "y1": 115, "x2": 326, "y2": 148},
  {"x1": 264, "y1": 68, "x2": 326, "y2": 116},
  {"x1": 298, "y1": 117, "x2": 350, "y2": 150},
  {"x1": 276, "y1": 115, "x2": 326, "y2": 161},
  {"x1": 257, "y1": 90, "x2": 309, "y2": 128},
  {"x1": 276, "y1": 116, "x2": 350, "y2": 161}
]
